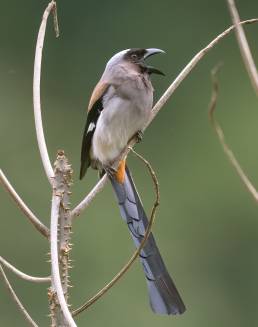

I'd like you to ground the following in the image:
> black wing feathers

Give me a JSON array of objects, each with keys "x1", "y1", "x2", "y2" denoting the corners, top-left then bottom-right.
[{"x1": 79, "y1": 97, "x2": 104, "y2": 179}]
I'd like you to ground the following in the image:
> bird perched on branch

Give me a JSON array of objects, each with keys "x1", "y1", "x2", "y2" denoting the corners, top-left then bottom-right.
[{"x1": 80, "y1": 48, "x2": 185, "y2": 315}]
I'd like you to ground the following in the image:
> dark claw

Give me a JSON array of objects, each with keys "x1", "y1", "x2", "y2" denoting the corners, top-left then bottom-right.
[
  {"x1": 104, "y1": 165, "x2": 117, "y2": 178},
  {"x1": 135, "y1": 130, "x2": 144, "y2": 143}
]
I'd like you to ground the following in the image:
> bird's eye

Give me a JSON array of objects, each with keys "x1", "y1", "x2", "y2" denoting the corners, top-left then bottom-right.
[{"x1": 131, "y1": 54, "x2": 138, "y2": 60}]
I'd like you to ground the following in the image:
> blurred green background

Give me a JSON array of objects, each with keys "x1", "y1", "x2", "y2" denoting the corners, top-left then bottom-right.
[{"x1": 1, "y1": 0, "x2": 258, "y2": 326}]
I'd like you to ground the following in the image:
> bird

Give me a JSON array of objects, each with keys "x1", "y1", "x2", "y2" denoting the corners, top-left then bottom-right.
[{"x1": 79, "y1": 48, "x2": 186, "y2": 315}]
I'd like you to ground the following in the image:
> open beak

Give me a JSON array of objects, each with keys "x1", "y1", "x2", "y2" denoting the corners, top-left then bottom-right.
[
  {"x1": 143, "y1": 48, "x2": 165, "y2": 76},
  {"x1": 144, "y1": 48, "x2": 165, "y2": 59}
]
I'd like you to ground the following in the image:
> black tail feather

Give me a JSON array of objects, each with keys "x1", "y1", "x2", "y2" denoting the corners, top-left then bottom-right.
[{"x1": 110, "y1": 166, "x2": 186, "y2": 315}]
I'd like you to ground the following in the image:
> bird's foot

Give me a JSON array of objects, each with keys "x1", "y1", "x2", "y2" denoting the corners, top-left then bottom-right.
[
  {"x1": 103, "y1": 165, "x2": 117, "y2": 178},
  {"x1": 135, "y1": 130, "x2": 144, "y2": 143}
]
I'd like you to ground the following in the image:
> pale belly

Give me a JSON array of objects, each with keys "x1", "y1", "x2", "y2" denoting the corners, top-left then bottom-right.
[{"x1": 91, "y1": 96, "x2": 152, "y2": 165}]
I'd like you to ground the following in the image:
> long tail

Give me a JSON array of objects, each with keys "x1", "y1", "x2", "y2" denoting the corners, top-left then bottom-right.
[{"x1": 110, "y1": 166, "x2": 186, "y2": 315}]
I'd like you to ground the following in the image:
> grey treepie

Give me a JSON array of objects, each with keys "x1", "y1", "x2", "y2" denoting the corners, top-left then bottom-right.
[{"x1": 80, "y1": 48, "x2": 186, "y2": 315}]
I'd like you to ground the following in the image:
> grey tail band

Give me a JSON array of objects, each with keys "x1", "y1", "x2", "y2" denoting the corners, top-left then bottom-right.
[{"x1": 110, "y1": 166, "x2": 186, "y2": 315}]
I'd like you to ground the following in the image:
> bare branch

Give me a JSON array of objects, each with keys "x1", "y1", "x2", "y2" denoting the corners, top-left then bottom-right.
[
  {"x1": 208, "y1": 66, "x2": 258, "y2": 202},
  {"x1": 227, "y1": 0, "x2": 258, "y2": 95},
  {"x1": 130, "y1": 148, "x2": 160, "y2": 204},
  {"x1": 52, "y1": 1, "x2": 60, "y2": 38},
  {"x1": 72, "y1": 150, "x2": 159, "y2": 316},
  {"x1": 150, "y1": 18, "x2": 258, "y2": 120},
  {"x1": 71, "y1": 18, "x2": 258, "y2": 219},
  {"x1": 33, "y1": 1, "x2": 59, "y2": 185},
  {"x1": 0, "y1": 256, "x2": 50, "y2": 283},
  {"x1": 0, "y1": 169, "x2": 50, "y2": 238},
  {"x1": 50, "y1": 194, "x2": 76, "y2": 327},
  {"x1": 71, "y1": 175, "x2": 108, "y2": 219},
  {"x1": 0, "y1": 265, "x2": 39, "y2": 327},
  {"x1": 51, "y1": 195, "x2": 75, "y2": 326},
  {"x1": 49, "y1": 151, "x2": 73, "y2": 326},
  {"x1": 56, "y1": 154, "x2": 73, "y2": 303}
]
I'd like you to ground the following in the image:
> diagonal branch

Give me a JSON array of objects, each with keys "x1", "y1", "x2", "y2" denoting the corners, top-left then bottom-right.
[
  {"x1": 33, "y1": 0, "x2": 59, "y2": 185},
  {"x1": 72, "y1": 175, "x2": 108, "y2": 218},
  {"x1": 71, "y1": 18, "x2": 258, "y2": 219},
  {"x1": 0, "y1": 265, "x2": 39, "y2": 327},
  {"x1": 0, "y1": 256, "x2": 51, "y2": 283},
  {"x1": 72, "y1": 149, "x2": 159, "y2": 316},
  {"x1": 208, "y1": 65, "x2": 258, "y2": 202},
  {"x1": 227, "y1": 0, "x2": 258, "y2": 95},
  {"x1": 0, "y1": 169, "x2": 50, "y2": 238}
]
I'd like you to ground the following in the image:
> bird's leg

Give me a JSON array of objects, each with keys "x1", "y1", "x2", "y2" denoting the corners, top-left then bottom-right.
[
  {"x1": 135, "y1": 130, "x2": 144, "y2": 143},
  {"x1": 103, "y1": 164, "x2": 117, "y2": 178},
  {"x1": 98, "y1": 169, "x2": 106, "y2": 179},
  {"x1": 103, "y1": 159, "x2": 126, "y2": 184}
]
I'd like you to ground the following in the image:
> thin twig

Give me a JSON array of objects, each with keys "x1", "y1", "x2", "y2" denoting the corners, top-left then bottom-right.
[
  {"x1": 0, "y1": 265, "x2": 39, "y2": 327},
  {"x1": 71, "y1": 18, "x2": 258, "y2": 219},
  {"x1": 72, "y1": 150, "x2": 159, "y2": 316},
  {"x1": 50, "y1": 194, "x2": 77, "y2": 327},
  {"x1": 150, "y1": 18, "x2": 258, "y2": 120},
  {"x1": 227, "y1": 0, "x2": 258, "y2": 95},
  {"x1": 208, "y1": 65, "x2": 258, "y2": 202},
  {"x1": 0, "y1": 169, "x2": 50, "y2": 238},
  {"x1": 33, "y1": 1, "x2": 58, "y2": 185},
  {"x1": 0, "y1": 256, "x2": 50, "y2": 283},
  {"x1": 131, "y1": 149, "x2": 160, "y2": 204}
]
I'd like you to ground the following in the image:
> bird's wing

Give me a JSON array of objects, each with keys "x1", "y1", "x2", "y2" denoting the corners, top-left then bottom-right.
[
  {"x1": 80, "y1": 81, "x2": 110, "y2": 179},
  {"x1": 88, "y1": 81, "x2": 110, "y2": 112}
]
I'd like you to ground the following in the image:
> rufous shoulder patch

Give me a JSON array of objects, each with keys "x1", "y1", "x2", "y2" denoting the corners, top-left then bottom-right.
[{"x1": 88, "y1": 81, "x2": 110, "y2": 112}]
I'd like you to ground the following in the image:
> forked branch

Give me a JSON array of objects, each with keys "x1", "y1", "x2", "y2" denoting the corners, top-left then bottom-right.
[{"x1": 208, "y1": 66, "x2": 258, "y2": 202}]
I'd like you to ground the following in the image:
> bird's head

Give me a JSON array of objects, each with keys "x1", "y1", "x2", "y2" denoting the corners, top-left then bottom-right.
[{"x1": 106, "y1": 48, "x2": 165, "y2": 76}]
